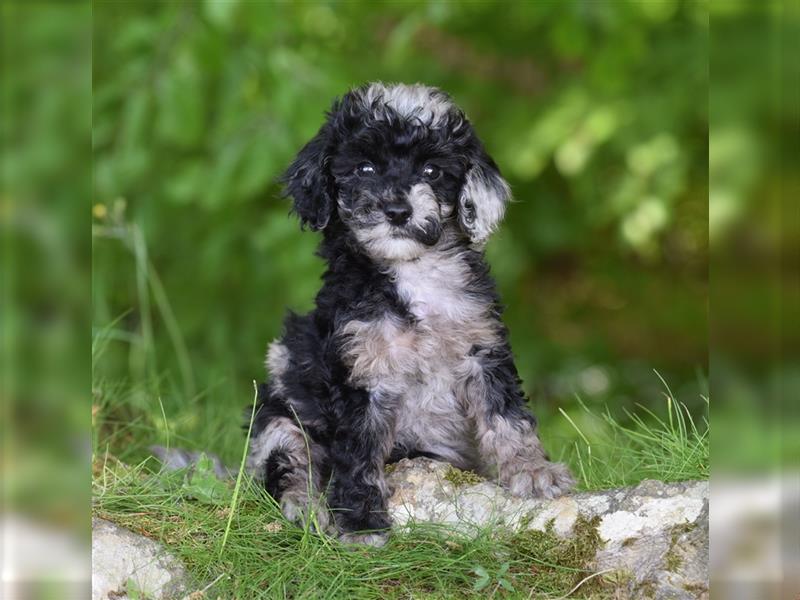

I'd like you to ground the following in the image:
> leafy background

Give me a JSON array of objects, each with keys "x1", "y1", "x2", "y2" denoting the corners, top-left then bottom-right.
[{"x1": 92, "y1": 0, "x2": 709, "y2": 461}]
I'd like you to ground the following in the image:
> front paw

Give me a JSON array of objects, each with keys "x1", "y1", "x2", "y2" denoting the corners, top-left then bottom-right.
[
  {"x1": 507, "y1": 461, "x2": 575, "y2": 499},
  {"x1": 332, "y1": 504, "x2": 391, "y2": 546},
  {"x1": 281, "y1": 495, "x2": 333, "y2": 534}
]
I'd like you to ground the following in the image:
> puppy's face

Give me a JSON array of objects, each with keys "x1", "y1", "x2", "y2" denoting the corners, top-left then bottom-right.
[
  {"x1": 283, "y1": 83, "x2": 511, "y2": 261},
  {"x1": 328, "y1": 123, "x2": 466, "y2": 261}
]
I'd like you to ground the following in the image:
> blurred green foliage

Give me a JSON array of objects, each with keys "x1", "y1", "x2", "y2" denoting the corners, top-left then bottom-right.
[
  {"x1": 2, "y1": 2, "x2": 91, "y2": 523},
  {"x1": 708, "y1": 1, "x2": 800, "y2": 471},
  {"x1": 91, "y1": 0, "x2": 709, "y2": 451}
]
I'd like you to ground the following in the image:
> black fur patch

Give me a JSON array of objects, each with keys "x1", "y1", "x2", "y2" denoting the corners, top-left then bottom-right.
[{"x1": 263, "y1": 449, "x2": 292, "y2": 500}]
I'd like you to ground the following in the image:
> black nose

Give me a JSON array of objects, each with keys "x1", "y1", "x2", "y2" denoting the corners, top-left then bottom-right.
[{"x1": 383, "y1": 202, "x2": 412, "y2": 226}]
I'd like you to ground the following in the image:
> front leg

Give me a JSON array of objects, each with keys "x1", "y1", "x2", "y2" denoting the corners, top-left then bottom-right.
[
  {"x1": 462, "y1": 346, "x2": 575, "y2": 499},
  {"x1": 327, "y1": 386, "x2": 394, "y2": 546}
]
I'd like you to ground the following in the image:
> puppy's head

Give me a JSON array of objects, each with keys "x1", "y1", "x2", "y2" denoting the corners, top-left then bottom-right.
[{"x1": 282, "y1": 83, "x2": 510, "y2": 261}]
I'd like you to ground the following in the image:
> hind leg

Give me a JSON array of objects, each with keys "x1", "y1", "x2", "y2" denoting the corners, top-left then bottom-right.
[{"x1": 247, "y1": 415, "x2": 331, "y2": 532}]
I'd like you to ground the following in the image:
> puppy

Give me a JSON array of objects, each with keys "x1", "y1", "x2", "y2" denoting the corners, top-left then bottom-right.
[{"x1": 247, "y1": 83, "x2": 574, "y2": 545}]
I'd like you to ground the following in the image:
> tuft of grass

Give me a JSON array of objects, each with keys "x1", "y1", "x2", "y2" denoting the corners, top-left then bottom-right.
[
  {"x1": 219, "y1": 381, "x2": 259, "y2": 556},
  {"x1": 559, "y1": 374, "x2": 709, "y2": 491}
]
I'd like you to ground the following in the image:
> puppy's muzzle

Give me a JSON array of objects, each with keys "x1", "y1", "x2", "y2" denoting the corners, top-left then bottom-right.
[
  {"x1": 380, "y1": 194, "x2": 442, "y2": 248},
  {"x1": 382, "y1": 199, "x2": 412, "y2": 226}
]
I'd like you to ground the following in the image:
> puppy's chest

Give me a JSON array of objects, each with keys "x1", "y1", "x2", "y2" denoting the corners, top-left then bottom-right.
[{"x1": 340, "y1": 258, "x2": 498, "y2": 389}]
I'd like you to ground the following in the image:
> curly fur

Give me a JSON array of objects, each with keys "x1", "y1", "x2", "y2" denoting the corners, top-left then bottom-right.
[{"x1": 247, "y1": 82, "x2": 574, "y2": 544}]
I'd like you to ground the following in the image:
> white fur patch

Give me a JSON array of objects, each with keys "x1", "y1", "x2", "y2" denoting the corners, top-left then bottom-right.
[
  {"x1": 354, "y1": 223, "x2": 427, "y2": 262},
  {"x1": 391, "y1": 250, "x2": 482, "y2": 322},
  {"x1": 406, "y1": 183, "x2": 438, "y2": 224},
  {"x1": 266, "y1": 340, "x2": 290, "y2": 394},
  {"x1": 459, "y1": 167, "x2": 511, "y2": 246},
  {"x1": 246, "y1": 416, "x2": 305, "y2": 475},
  {"x1": 362, "y1": 83, "x2": 454, "y2": 128}
]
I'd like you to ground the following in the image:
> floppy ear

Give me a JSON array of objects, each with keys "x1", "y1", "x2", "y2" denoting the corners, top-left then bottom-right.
[
  {"x1": 281, "y1": 123, "x2": 335, "y2": 231},
  {"x1": 457, "y1": 146, "x2": 511, "y2": 246}
]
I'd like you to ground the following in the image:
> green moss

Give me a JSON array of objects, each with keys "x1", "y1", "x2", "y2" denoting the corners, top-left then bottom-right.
[
  {"x1": 665, "y1": 549, "x2": 682, "y2": 572},
  {"x1": 635, "y1": 580, "x2": 657, "y2": 598},
  {"x1": 509, "y1": 514, "x2": 617, "y2": 597},
  {"x1": 683, "y1": 582, "x2": 708, "y2": 594},
  {"x1": 664, "y1": 522, "x2": 696, "y2": 572},
  {"x1": 442, "y1": 464, "x2": 484, "y2": 487},
  {"x1": 601, "y1": 569, "x2": 634, "y2": 590}
]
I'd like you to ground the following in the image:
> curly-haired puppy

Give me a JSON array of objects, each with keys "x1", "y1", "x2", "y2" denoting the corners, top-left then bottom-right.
[{"x1": 247, "y1": 82, "x2": 574, "y2": 545}]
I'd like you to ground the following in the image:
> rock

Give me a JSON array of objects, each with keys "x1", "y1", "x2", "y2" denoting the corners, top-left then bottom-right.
[
  {"x1": 92, "y1": 517, "x2": 190, "y2": 600},
  {"x1": 386, "y1": 457, "x2": 709, "y2": 599}
]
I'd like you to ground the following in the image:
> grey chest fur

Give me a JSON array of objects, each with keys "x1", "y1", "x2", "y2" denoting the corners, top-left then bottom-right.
[{"x1": 340, "y1": 253, "x2": 500, "y2": 460}]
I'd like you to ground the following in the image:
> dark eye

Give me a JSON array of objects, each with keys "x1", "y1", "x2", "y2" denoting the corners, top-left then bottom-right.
[
  {"x1": 356, "y1": 162, "x2": 376, "y2": 176},
  {"x1": 422, "y1": 164, "x2": 441, "y2": 180}
]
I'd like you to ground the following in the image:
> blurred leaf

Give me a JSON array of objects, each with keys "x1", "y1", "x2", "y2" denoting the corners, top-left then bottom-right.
[
  {"x1": 203, "y1": 142, "x2": 246, "y2": 208},
  {"x1": 204, "y1": 0, "x2": 240, "y2": 29},
  {"x1": 120, "y1": 90, "x2": 151, "y2": 150},
  {"x1": 498, "y1": 578, "x2": 515, "y2": 592},
  {"x1": 181, "y1": 453, "x2": 232, "y2": 505},
  {"x1": 165, "y1": 160, "x2": 207, "y2": 204},
  {"x1": 155, "y1": 52, "x2": 206, "y2": 147},
  {"x1": 472, "y1": 566, "x2": 491, "y2": 591},
  {"x1": 236, "y1": 135, "x2": 280, "y2": 199}
]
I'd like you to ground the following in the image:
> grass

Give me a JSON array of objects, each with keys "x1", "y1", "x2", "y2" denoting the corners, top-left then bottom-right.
[
  {"x1": 92, "y1": 362, "x2": 708, "y2": 599},
  {"x1": 559, "y1": 375, "x2": 709, "y2": 491}
]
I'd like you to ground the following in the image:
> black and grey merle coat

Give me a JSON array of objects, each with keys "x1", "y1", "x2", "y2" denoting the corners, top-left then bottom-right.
[{"x1": 246, "y1": 83, "x2": 573, "y2": 545}]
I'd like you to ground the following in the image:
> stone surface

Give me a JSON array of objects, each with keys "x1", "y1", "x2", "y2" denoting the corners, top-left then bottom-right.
[
  {"x1": 92, "y1": 517, "x2": 190, "y2": 600},
  {"x1": 386, "y1": 457, "x2": 709, "y2": 599}
]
